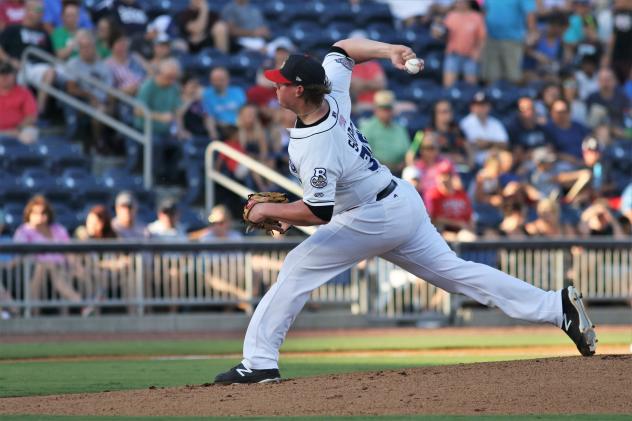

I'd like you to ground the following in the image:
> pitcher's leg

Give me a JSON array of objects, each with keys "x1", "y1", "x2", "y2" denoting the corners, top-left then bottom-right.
[{"x1": 381, "y1": 221, "x2": 562, "y2": 326}]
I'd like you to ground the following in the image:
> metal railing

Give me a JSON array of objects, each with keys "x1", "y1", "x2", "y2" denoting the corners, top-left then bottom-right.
[
  {"x1": 0, "y1": 239, "x2": 629, "y2": 319},
  {"x1": 20, "y1": 47, "x2": 154, "y2": 188},
  {"x1": 204, "y1": 141, "x2": 316, "y2": 235}
]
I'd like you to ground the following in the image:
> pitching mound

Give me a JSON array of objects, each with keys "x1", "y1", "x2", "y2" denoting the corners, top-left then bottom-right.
[{"x1": 2, "y1": 355, "x2": 631, "y2": 416}]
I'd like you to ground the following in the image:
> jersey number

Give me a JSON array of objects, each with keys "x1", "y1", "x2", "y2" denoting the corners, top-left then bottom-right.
[{"x1": 347, "y1": 125, "x2": 379, "y2": 171}]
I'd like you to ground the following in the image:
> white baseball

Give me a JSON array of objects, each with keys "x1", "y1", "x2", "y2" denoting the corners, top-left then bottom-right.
[{"x1": 405, "y1": 58, "x2": 423, "y2": 74}]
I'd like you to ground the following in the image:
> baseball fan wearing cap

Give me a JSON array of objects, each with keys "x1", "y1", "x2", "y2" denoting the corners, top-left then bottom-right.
[{"x1": 214, "y1": 37, "x2": 597, "y2": 385}]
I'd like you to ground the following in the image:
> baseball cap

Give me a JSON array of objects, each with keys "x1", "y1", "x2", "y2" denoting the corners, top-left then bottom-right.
[
  {"x1": 374, "y1": 90, "x2": 395, "y2": 108},
  {"x1": 471, "y1": 91, "x2": 489, "y2": 104},
  {"x1": 264, "y1": 54, "x2": 326, "y2": 86},
  {"x1": 115, "y1": 191, "x2": 137, "y2": 208},
  {"x1": 532, "y1": 147, "x2": 556, "y2": 164},
  {"x1": 436, "y1": 160, "x2": 454, "y2": 174},
  {"x1": 158, "y1": 197, "x2": 178, "y2": 214},
  {"x1": 582, "y1": 136, "x2": 600, "y2": 152},
  {"x1": 154, "y1": 33, "x2": 171, "y2": 45}
]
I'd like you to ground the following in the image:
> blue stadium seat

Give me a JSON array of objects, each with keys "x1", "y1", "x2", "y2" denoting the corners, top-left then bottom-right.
[
  {"x1": 443, "y1": 81, "x2": 479, "y2": 115},
  {"x1": 20, "y1": 168, "x2": 60, "y2": 197},
  {"x1": 326, "y1": 22, "x2": 355, "y2": 40},
  {"x1": 0, "y1": 143, "x2": 45, "y2": 173},
  {"x1": 605, "y1": 140, "x2": 632, "y2": 173},
  {"x1": 320, "y1": 3, "x2": 353, "y2": 25},
  {"x1": 366, "y1": 23, "x2": 407, "y2": 45},
  {"x1": 486, "y1": 81, "x2": 522, "y2": 114},
  {"x1": 182, "y1": 165, "x2": 203, "y2": 205},
  {"x1": 397, "y1": 111, "x2": 431, "y2": 138},
  {"x1": 393, "y1": 79, "x2": 443, "y2": 113},
  {"x1": 101, "y1": 168, "x2": 145, "y2": 192},
  {"x1": 353, "y1": 2, "x2": 393, "y2": 27},
  {"x1": 419, "y1": 51, "x2": 444, "y2": 83},
  {"x1": 2, "y1": 202, "x2": 25, "y2": 234},
  {"x1": 52, "y1": 203, "x2": 81, "y2": 233},
  {"x1": 0, "y1": 171, "x2": 30, "y2": 204},
  {"x1": 40, "y1": 143, "x2": 89, "y2": 174}
]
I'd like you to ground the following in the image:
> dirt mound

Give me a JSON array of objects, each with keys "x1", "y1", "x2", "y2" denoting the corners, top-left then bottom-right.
[{"x1": 1, "y1": 355, "x2": 631, "y2": 416}]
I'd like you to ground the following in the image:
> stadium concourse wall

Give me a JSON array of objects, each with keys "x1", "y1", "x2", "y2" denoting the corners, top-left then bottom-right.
[{"x1": 0, "y1": 239, "x2": 630, "y2": 334}]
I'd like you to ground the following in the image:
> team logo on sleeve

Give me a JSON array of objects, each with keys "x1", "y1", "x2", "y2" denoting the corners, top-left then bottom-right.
[
  {"x1": 310, "y1": 168, "x2": 328, "y2": 188},
  {"x1": 335, "y1": 57, "x2": 353, "y2": 70},
  {"x1": 289, "y1": 159, "x2": 297, "y2": 175}
]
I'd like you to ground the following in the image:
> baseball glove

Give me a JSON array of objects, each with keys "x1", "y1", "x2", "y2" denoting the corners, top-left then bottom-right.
[{"x1": 243, "y1": 192, "x2": 289, "y2": 234}]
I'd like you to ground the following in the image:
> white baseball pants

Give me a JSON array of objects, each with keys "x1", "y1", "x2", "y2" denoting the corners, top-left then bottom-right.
[{"x1": 242, "y1": 179, "x2": 563, "y2": 369}]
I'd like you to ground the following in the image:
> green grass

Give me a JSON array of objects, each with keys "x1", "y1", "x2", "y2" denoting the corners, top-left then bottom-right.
[
  {"x1": 0, "y1": 354, "x2": 531, "y2": 398},
  {"x1": 1, "y1": 330, "x2": 629, "y2": 360},
  {"x1": 0, "y1": 415, "x2": 630, "y2": 421}
]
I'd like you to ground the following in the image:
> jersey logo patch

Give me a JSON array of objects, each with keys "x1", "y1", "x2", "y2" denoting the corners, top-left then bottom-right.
[
  {"x1": 335, "y1": 57, "x2": 353, "y2": 70},
  {"x1": 289, "y1": 159, "x2": 297, "y2": 175},
  {"x1": 310, "y1": 168, "x2": 328, "y2": 189}
]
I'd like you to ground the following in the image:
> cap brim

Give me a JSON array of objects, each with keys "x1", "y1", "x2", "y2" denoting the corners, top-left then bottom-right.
[{"x1": 264, "y1": 69, "x2": 292, "y2": 84}]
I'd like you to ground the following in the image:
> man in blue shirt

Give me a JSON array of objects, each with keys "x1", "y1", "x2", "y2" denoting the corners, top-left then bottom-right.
[
  {"x1": 482, "y1": 0, "x2": 537, "y2": 83},
  {"x1": 201, "y1": 66, "x2": 246, "y2": 134},
  {"x1": 545, "y1": 99, "x2": 589, "y2": 166}
]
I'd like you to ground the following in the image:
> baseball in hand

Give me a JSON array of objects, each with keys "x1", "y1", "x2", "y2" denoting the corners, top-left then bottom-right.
[{"x1": 405, "y1": 58, "x2": 424, "y2": 74}]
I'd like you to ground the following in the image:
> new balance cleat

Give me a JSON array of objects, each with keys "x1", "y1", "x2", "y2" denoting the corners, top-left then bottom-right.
[
  {"x1": 561, "y1": 286, "x2": 597, "y2": 356},
  {"x1": 214, "y1": 363, "x2": 281, "y2": 385}
]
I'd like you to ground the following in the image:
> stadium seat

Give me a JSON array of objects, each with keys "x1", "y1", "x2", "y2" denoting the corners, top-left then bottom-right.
[
  {"x1": 0, "y1": 171, "x2": 30, "y2": 204},
  {"x1": 605, "y1": 140, "x2": 632, "y2": 173},
  {"x1": 182, "y1": 165, "x2": 204, "y2": 205},
  {"x1": 326, "y1": 22, "x2": 355, "y2": 40},
  {"x1": 53, "y1": 203, "x2": 82, "y2": 233},
  {"x1": 1, "y1": 202, "x2": 25, "y2": 234},
  {"x1": 41, "y1": 143, "x2": 89, "y2": 174},
  {"x1": 178, "y1": 206, "x2": 207, "y2": 232},
  {"x1": 353, "y1": 2, "x2": 393, "y2": 27},
  {"x1": 19, "y1": 168, "x2": 60, "y2": 198},
  {"x1": 442, "y1": 81, "x2": 479, "y2": 115},
  {"x1": 393, "y1": 79, "x2": 443, "y2": 113},
  {"x1": 396, "y1": 111, "x2": 431, "y2": 138},
  {"x1": 419, "y1": 51, "x2": 444, "y2": 83},
  {"x1": 320, "y1": 3, "x2": 353, "y2": 25},
  {"x1": 0, "y1": 143, "x2": 45, "y2": 173},
  {"x1": 101, "y1": 168, "x2": 145, "y2": 192}
]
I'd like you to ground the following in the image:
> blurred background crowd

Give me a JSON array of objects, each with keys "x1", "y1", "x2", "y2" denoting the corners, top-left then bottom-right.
[{"x1": 0, "y1": 0, "x2": 631, "y2": 247}]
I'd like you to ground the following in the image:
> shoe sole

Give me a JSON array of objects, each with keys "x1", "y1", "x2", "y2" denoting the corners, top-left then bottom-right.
[
  {"x1": 215, "y1": 377, "x2": 282, "y2": 385},
  {"x1": 568, "y1": 286, "x2": 597, "y2": 356}
]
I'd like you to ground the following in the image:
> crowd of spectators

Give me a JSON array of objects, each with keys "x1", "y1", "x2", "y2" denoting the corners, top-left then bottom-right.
[{"x1": 0, "y1": 0, "x2": 629, "y2": 246}]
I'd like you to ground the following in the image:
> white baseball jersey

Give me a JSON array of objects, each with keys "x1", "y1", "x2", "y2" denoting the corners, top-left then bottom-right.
[{"x1": 287, "y1": 51, "x2": 393, "y2": 216}]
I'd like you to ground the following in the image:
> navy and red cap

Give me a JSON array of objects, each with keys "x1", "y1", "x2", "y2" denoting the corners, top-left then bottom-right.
[{"x1": 264, "y1": 54, "x2": 326, "y2": 86}]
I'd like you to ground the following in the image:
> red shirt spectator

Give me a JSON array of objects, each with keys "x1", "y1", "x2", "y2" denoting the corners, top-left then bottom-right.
[
  {"x1": 425, "y1": 187, "x2": 473, "y2": 224},
  {"x1": 0, "y1": 0, "x2": 25, "y2": 30},
  {"x1": 0, "y1": 61, "x2": 37, "y2": 132},
  {"x1": 351, "y1": 60, "x2": 386, "y2": 107}
]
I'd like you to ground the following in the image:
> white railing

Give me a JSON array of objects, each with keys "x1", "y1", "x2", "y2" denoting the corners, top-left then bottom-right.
[{"x1": 20, "y1": 47, "x2": 154, "y2": 188}]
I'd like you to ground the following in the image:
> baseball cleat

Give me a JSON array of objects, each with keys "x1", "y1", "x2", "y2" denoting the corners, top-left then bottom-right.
[
  {"x1": 214, "y1": 363, "x2": 281, "y2": 385},
  {"x1": 561, "y1": 286, "x2": 596, "y2": 356}
]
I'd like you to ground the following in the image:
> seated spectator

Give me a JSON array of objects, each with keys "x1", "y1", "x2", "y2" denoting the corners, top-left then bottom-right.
[
  {"x1": 248, "y1": 40, "x2": 291, "y2": 121},
  {"x1": 499, "y1": 192, "x2": 528, "y2": 238},
  {"x1": 51, "y1": 0, "x2": 80, "y2": 61},
  {"x1": 472, "y1": 153, "x2": 504, "y2": 234},
  {"x1": 175, "y1": 0, "x2": 229, "y2": 54},
  {"x1": 545, "y1": 99, "x2": 589, "y2": 166},
  {"x1": 349, "y1": 31, "x2": 386, "y2": 112},
  {"x1": 94, "y1": 16, "x2": 113, "y2": 58},
  {"x1": 105, "y1": 33, "x2": 146, "y2": 97},
  {"x1": 620, "y1": 182, "x2": 632, "y2": 227},
  {"x1": 0, "y1": 0, "x2": 55, "y2": 112},
  {"x1": 42, "y1": 0, "x2": 93, "y2": 32},
  {"x1": 579, "y1": 199, "x2": 625, "y2": 237},
  {"x1": 0, "y1": 0, "x2": 24, "y2": 31},
  {"x1": 586, "y1": 67, "x2": 630, "y2": 137},
  {"x1": 523, "y1": 11, "x2": 565, "y2": 81},
  {"x1": 574, "y1": 53, "x2": 599, "y2": 100},
  {"x1": 180, "y1": 72, "x2": 218, "y2": 141},
  {"x1": 561, "y1": 74, "x2": 587, "y2": 123},
  {"x1": 606, "y1": 0, "x2": 632, "y2": 84},
  {"x1": 142, "y1": 33, "x2": 173, "y2": 78},
  {"x1": 556, "y1": 136, "x2": 617, "y2": 205},
  {"x1": 525, "y1": 197, "x2": 565, "y2": 236},
  {"x1": 507, "y1": 97, "x2": 551, "y2": 166},
  {"x1": 134, "y1": 58, "x2": 184, "y2": 183},
  {"x1": 0, "y1": 61, "x2": 38, "y2": 143},
  {"x1": 147, "y1": 198, "x2": 187, "y2": 240},
  {"x1": 216, "y1": 124, "x2": 252, "y2": 184},
  {"x1": 236, "y1": 103, "x2": 273, "y2": 191},
  {"x1": 425, "y1": 160, "x2": 476, "y2": 242},
  {"x1": 267, "y1": 107, "x2": 295, "y2": 177},
  {"x1": 359, "y1": 90, "x2": 410, "y2": 176},
  {"x1": 101, "y1": 0, "x2": 148, "y2": 37},
  {"x1": 442, "y1": 0, "x2": 486, "y2": 87},
  {"x1": 75, "y1": 205, "x2": 118, "y2": 240},
  {"x1": 221, "y1": 0, "x2": 270, "y2": 52},
  {"x1": 407, "y1": 131, "x2": 458, "y2": 199},
  {"x1": 189, "y1": 204, "x2": 243, "y2": 241},
  {"x1": 459, "y1": 91, "x2": 508, "y2": 167},
  {"x1": 111, "y1": 191, "x2": 147, "y2": 239},
  {"x1": 202, "y1": 66, "x2": 246, "y2": 135},
  {"x1": 65, "y1": 29, "x2": 113, "y2": 154},
  {"x1": 562, "y1": 0, "x2": 598, "y2": 62},
  {"x1": 534, "y1": 82, "x2": 561, "y2": 124},
  {"x1": 13, "y1": 195, "x2": 85, "y2": 314},
  {"x1": 428, "y1": 100, "x2": 472, "y2": 169}
]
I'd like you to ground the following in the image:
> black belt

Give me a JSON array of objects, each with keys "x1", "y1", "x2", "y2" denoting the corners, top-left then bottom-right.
[{"x1": 376, "y1": 180, "x2": 397, "y2": 201}]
